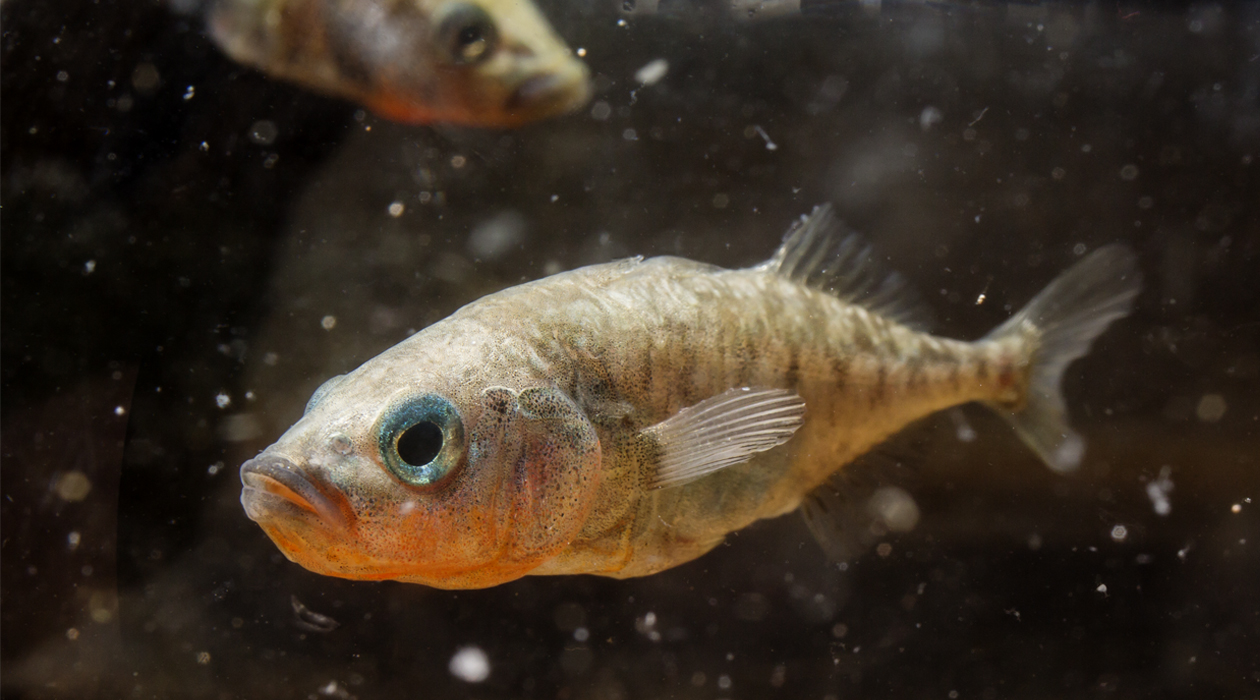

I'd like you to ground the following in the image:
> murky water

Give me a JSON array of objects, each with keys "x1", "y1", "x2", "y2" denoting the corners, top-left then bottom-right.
[{"x1": 3, "y1": 1, "x2": 1258, "y2": 698}]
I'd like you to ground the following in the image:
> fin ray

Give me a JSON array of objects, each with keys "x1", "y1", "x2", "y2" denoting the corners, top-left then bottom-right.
[
  {"x1": 760, "y1": 204, "x2": 932, "y2": 330},
  {"x1": 984, "y1": 245, "x2": 1142, "y2": 473},
  {"x1": 646, "y1": 387, "x2": 806, "y2": 489},
  {"x1": 801, "y1": 443, "x2": 922, "y2": 563}
]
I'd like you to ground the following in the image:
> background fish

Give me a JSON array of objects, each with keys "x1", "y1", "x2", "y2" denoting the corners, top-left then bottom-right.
[
  {"x1": 208, "y1": 0, "x2": 591, "y2": 126},
  {"x1": 240, "y1": 205, "x2": 1141, "y2": 589}
]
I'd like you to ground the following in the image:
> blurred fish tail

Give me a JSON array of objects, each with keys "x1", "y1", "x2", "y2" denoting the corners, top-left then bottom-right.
[{"x1": 983, "y1": 245, "x2": 1142, "y2": 473}]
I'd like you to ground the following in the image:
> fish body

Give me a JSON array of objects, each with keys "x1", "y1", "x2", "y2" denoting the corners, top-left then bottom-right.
[
  {"x1": 209, "y1": 0, "x2": 591, "y2": 126},
  {"x1": 241, "y1": 207, "x2": 1141, "y2": 588}
]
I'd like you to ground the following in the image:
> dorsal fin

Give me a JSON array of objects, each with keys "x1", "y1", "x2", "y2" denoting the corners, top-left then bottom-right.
[{"x1": 760, "y1": 205, "x2": 932, "y2": 331}]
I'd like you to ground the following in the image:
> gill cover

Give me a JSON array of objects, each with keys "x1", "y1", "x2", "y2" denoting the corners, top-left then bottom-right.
[{"x1": 393, "y1": 385, "x2": 602, "y2": 588}]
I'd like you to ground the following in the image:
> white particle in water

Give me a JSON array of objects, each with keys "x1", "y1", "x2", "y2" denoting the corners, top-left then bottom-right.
[
  {"x1": 753, "y1": 124, "x2": 777, "y2": 150},
  {"x1": 1145, "y1": 465, "x2": 1174, "y2": 516},
  {"x1": 215, "y1": 392, "x2": 231, "y2": 409},
  {"x1": 1110, "y1": 525, "x2": 1128, "y2": 542},
  {"x1": 468, "y1": 211, "x2": 527, "y2": 260},
  {"x1": 54, "y1": 471, "x2": 92, "y2": 501},
  {"x1": 388, "y1": 201, "x2": 405, "y2": 217},
  {"x1": 114, "y1": 406, "x2": 126, "y2": 416},
  {"x1": 634, "y1": 58, "x2": 669, "y2": 86},
  {"x1": 248, "y1": 120, "x2": 278, "y2": 146},
  {"x1": 84, "y1": 260, "x2": 96, "y2": 274},
  {"x1": 950, "y1": 408, "x2": 976, "y2": 442},
  {"x1": 67, "y1": 531, "x2": 81, "y2": 550},
  {"x1": 449, "y1": 646, "x2": 490, "y2": 683},
  {"x1": 1196, "y1": 394, "x2": 1226, "y2": 422},
  {"x1": 1096, "y1": 583, "x2": 1108, "y2": 594},
  {"x1": 919, "y1": 106, "x2": 943, "y2": 131},
  {"x1": 321, "y1": 315, "x2": 337, "y2": 330}
]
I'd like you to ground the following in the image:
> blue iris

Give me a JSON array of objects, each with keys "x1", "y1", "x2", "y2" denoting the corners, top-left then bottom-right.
[{"x1": 377, "y1": 394, "x2": 465, "y2": 487}]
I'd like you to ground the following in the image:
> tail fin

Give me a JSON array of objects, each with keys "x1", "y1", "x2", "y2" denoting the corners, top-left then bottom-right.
[{"x1": 984, "y1": 246, "x2": 1142, "y2": 473}]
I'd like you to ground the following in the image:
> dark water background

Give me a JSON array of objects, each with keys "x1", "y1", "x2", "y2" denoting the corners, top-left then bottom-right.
[{"x1": 3, "y1": 1, "x2": 1258, "y2": 698}]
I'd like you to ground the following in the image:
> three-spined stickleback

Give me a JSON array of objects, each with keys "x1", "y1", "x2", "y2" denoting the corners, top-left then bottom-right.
[
  {"x1": 240, "y1": 206, "x2": 1141, "y2": 589},
  {"x1": 209, "y1": 0, "x2": 591, "y2": 126}
]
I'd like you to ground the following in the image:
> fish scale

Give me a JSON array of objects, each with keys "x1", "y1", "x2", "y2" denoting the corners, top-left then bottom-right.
[{"x1": 520, "y1": 265, "x2": 1031, "y2": 579}]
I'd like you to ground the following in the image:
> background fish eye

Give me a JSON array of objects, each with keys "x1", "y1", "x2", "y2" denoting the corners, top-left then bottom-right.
[
  {"x1": 377, "y1": 394, "x2": 465, "y2": 487},
  {"x1": 435, "y1": 3, "x2": 497, "y2": 65}
]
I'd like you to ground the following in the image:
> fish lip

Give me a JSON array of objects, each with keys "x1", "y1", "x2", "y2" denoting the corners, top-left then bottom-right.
[
  {"x1": 240, "y1": 455, "x2": 350, "y2": 531},
  {"x1": 507, "y1": 69, "x2": 590, "y2": 114}
]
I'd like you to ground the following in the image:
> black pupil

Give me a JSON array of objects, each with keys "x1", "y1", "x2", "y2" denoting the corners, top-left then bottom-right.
[
  {"x1": 458, "y1": 24, "x2": 483, "y2": 48},
  {"x1": 397, "y1": 421, "x2": 443, "y2": 466}
]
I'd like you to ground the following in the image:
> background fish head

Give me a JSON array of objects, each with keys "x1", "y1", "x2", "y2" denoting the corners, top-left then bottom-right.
[
  {"x1": 338, "y1": 0, "x2": 592, "y2": 126},
  {"x1": 239, "y1": 322, "x2": 603, "y2": 588}
]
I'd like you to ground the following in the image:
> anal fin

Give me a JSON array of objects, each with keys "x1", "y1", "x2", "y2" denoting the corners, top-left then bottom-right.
[{"x1": 800, "y1": 444, "x2": 922, "y2": 563}]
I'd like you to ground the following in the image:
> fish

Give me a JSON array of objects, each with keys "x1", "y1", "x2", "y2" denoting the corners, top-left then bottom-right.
[
  {"x1": 240, "y1": 205, "x2": 1141, "y2": 589},
  {"x1": 208, "y1": 0, "x2": 592, "y2": 127}
]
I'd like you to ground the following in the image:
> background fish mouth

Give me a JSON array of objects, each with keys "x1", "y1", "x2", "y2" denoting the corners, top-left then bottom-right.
[
  {"x1": 507, "y1": 68, "x2": 590, "y2": 115},
  {"x1": 240, "y1": 455, "x2": 350, "y2": 531}
]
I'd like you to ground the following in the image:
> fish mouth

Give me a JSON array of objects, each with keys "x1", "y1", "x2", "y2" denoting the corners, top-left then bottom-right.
[
  {"x1": 240, "y1": 455, "x2": 350, "y2": 531},
  {"x1": 506, "y1": 67, "x2": 591, "y2": 116}
]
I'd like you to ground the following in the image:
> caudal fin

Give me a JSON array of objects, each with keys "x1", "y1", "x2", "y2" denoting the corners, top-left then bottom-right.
[{"x1": 984, "y1": 246, "x2": 1142, "y2": 473}]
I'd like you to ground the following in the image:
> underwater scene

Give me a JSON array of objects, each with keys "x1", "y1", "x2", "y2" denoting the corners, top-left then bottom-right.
[{"x1": 2, "y1": 0, "x2": 1258, "y2": 698}]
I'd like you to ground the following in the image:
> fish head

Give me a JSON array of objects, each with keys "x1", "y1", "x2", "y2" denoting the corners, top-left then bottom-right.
[
  {"x1": 342, "y1": 0, "x2": 592, "y2": 126},
  {"x1": 209, "y1": 0, "x2": 590, "y2": 127},
  {"x1": 240, "y1": 328, "x2": 603, "y2": 588}
]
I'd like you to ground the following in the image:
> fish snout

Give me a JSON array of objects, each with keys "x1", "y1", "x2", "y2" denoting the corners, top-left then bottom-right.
[
  {"x1": 240, "y1": 454, "x2": 351, "y2": 531},
  {"x1": 507, "y1": 63, "x2": 591, "y2": 117}
]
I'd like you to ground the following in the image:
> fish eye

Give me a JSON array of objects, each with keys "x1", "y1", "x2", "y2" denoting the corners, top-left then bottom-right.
[
  {"x1": 435, "y1": 4, "x2": 498, "y2": 65},
  {"x1": 378, "y1": 394, "x2": 465, "y2": 487},
  {"x1": 397, "y1": 420, "x2": 442, "y2": 466}
]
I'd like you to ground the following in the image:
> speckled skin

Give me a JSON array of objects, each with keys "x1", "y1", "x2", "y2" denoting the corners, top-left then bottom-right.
[
  {"x1": 209, "y1": 0, "x2": 591, "y2": 126},
  {"x1": 242, "y1": 255, "x2": 1032, "y2": 589}
]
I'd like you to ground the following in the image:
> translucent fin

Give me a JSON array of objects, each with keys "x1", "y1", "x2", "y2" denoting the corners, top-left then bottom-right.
[
  {"x1": 800, "y1": 442, "x2": 921, "y2": 562},
  {"x1": 760, "y1": 204, "x2": 932, "y2": 330},
  {"x1": 646, "y1": 387, "x2": 806, "y2": 489},
  {"x1": 984, "y1": 245, "x2": 1142, "y2": 473}
]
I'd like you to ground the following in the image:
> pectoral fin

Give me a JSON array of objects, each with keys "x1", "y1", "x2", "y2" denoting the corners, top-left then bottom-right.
[{"x1": 644, "y1": 387, "x2": 806, "y2": 489}]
